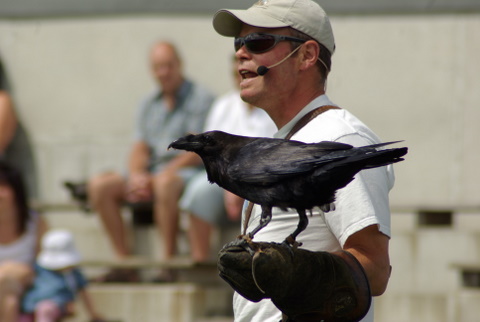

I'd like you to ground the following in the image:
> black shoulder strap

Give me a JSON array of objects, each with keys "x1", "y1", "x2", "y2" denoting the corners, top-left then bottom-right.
[
  {"x1": 285, "y1": 105, "x2": 340, "y2": 140},
  {"x1": 242, "y1": 105, "x2": 340, "y2": 235}
]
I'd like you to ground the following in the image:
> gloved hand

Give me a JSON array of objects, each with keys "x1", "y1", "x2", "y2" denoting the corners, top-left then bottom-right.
[
  {"x1": 218, "y1": 240, "x2": 371, "y2": 321},
  {"x1": 217, "y1": 240, "x2": 267, "y2": 302}
]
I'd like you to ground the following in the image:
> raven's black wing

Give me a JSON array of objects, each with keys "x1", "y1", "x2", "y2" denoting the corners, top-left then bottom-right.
[{"x1": 228, "y1": 139, "x2": 353, "y2": 185}]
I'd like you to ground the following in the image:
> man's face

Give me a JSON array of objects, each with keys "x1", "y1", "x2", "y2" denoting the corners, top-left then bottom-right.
[
  {"x1": 236, "y1": 25, "x2": 299, "y2": 110},
  {"x1": 150, "y1": 44, "x2": 183, "y2": 94}
]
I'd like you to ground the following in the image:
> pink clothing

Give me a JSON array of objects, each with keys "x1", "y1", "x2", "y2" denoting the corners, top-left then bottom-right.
[
  {"x1": 18, "y1": 300, "x2": 63, "y2": 322},
  {"x1": 35, "y1": 300, "x2": 63, "y2": 322}
]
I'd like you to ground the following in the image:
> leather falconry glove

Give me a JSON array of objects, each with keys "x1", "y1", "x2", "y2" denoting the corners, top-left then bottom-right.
[{"x1": 218, "y1": 240, "x2": 371, "y2": 322}]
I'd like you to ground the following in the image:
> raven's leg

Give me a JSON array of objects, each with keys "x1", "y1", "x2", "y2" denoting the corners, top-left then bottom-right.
[
  {"x1": 284, "y1": 209, "x2": 308, "y2": 246},
  {"x1": 227, "y1": 206, "x2": 272, "y2": 256},
  {"x1": 247, "y1": 205, "x2": 273, "y2": 239}
]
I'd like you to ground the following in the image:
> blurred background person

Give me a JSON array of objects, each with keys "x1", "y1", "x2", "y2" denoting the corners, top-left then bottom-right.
[
  {"x1": 179, "y1": 55, "x2": 277, "y2": 263},
  {"x1": 0, "y1": 54, "x2": 38, "y2": 201},
  {"x1": 87, "y1": 41, "x2": 215, "y2": 282},
  {"x1": 0, "y1": 57, "x2": 16, "y2": 157},
  {"x1": 21, "y1": 229, "x2": 106, "y2": 322},
  {"x1": 0, "y1": 160, "x2": 47, "y2": 322}
]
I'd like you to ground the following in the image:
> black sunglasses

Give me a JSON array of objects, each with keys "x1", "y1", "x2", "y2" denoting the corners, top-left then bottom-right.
[{"x1": 234, "y1": 33, "x2": 306, "y2": 54}]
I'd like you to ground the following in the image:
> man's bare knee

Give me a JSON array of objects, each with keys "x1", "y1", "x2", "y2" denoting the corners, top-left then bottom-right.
[
  {"x1": 152, "y1": 171, "x2": 185, "y2": 203},
  {"x1": 154, "y1": 171, "x2": 180, "y2": 191},
  {"x1": 88, "y1": 172, "x2": 124, "y2": 205}
]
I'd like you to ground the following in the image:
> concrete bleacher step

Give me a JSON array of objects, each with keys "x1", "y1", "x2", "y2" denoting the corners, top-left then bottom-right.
[
  {"x1": 375, "y1": 288, "x2": 480, "y2": 322},
  {"x1": 81, "y1": 256, "x2": 224, "y2": 286},
  {"x1": 64, "y1": 283, "x2": 233, "y2": 322},
  {"x1": 374, "y1": 292, "x2": 453, "y2": 322},
  {"x1": 451, "y1": 288, "x2": 480, "y2": 322}
]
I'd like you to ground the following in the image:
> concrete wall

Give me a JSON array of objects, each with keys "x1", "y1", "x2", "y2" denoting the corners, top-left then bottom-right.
[{"x1": 0, "y1": 12, "x2": 479, "y2": 209}]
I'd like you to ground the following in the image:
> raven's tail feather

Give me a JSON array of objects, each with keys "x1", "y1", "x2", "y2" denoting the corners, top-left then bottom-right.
[
  {"x1": 323, "y1": 146, "x2": 408, "y2": 173},
  {"x1": 361, "y1": 147, "x2": 408, "y2": 169},
  {"x1": 360, "y1": 140, "x2": 404, "y2": 150}
]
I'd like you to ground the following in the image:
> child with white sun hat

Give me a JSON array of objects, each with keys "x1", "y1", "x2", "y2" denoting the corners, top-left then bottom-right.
[{"x1": 21, "y1": 229, "x2": 106, "y2": 322}]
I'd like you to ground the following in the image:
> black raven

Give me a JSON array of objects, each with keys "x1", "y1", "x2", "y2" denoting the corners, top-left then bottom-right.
[{"x1": 169, "y1": 131, "x2": 407, "y2": 245}]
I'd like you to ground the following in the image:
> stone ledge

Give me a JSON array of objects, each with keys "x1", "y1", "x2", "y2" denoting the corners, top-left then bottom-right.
[{"x1": 65, "y1": 283, "x2": 233, "y2": 322}]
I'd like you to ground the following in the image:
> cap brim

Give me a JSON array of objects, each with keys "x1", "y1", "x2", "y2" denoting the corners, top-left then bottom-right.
[
  {"x1": 38, "y1": 252, "x2": 81, "y2": 270},
  {"x1": 213, "y1": 9, "x2": 289, "y2": 37}
]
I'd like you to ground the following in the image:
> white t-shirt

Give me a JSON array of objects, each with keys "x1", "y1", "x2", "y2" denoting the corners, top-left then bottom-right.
[
  {"x1": 233, "y1": 94, "x2": 395, "y2": 322},
  {"x1": 205, "y1": 90, "x2": 276, "y2": 137}
]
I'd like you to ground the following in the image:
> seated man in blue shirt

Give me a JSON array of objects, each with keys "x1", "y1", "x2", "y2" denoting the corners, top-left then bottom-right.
[{"x1": 88, "y1": 41, "x2": 215, "y2": 282}]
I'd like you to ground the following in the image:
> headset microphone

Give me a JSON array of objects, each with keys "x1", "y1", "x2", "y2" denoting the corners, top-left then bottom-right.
[
  {"x1": 256, "y1": 45, "x2": 303, "y2": 76},
  {"x1": 257, "y1": 65, "x2": 270, "y2": 76}
]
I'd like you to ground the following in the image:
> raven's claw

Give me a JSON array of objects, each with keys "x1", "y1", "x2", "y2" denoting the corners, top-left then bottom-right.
[
  {"x1": 284, "y1": 235, "x2": 302, "y2": 250},
  {"x1": 223, "y1": 234, "x2": 257, "y2": 256}
]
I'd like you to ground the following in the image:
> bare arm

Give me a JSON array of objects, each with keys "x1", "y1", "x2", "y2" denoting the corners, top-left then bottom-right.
[
  {"x1": 34, "y1": 216, "x2": 48, "y2": 256},
  {"x1": 163, "y1": 151, "x2": 202, "y2": 173},
  {"x1": 224, "y1": 191, "x2": 244, "y2": 221},
  {"x1": 125, "y1": 141, "x2": 152, "y2": 202},
  {"x1": 343, "y1": 224, "x2": 391, "y2": 296},
  {"x1": 129, "y1": 141, "x2": 202, "y2": 174},
  {"x1": 128, "y1": 141, "x2": 150, "y2": 175},
  {"x1": 0, "y1": 92, "x2": 17, "y2": 153}
]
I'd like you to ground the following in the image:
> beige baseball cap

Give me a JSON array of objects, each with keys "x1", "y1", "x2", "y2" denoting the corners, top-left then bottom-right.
[{"x1": 213, "y1": 0, "x2": 335, "y2": 55}]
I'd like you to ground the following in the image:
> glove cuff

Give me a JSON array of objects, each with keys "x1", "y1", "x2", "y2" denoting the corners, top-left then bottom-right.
[{"x1": 253, "y1": 246, "x2": 371, "y2": 321}]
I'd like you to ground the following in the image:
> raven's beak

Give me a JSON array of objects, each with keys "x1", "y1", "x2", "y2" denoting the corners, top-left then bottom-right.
[
  {"x1": 168, "y1": 138, "x2": 185, "y2": 150},
  {"x1": 168, "y1": 135, "x2": 198, "y2": 151}
]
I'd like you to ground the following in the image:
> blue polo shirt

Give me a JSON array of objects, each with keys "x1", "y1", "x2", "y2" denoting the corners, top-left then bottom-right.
[{"x1": 134, "y1": 80, "x2": 215, "y2": 173}]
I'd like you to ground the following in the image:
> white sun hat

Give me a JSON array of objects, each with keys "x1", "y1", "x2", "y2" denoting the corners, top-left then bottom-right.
[
  {"x1": 38, "y1": 229, "x2": 81, "y2": 270},
  {"x1": 213, "y1": 0, "x2": 335, "y2": 55}
]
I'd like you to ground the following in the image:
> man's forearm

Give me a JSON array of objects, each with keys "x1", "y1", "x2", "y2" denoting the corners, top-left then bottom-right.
[
  {"x1": 128, "y1": 142, "x2": 150, "y2": 174},
  {"x1": 164, "y1": 152, "x2": 202, "y2": 172},
  {"x1": 344, "y1": 224, "x2": 391, "y2": 296}
]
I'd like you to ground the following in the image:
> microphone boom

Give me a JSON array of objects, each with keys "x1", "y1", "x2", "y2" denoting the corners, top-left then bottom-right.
[{"x1": 256, "y1": 45, "x2": 303, "y2": 76}]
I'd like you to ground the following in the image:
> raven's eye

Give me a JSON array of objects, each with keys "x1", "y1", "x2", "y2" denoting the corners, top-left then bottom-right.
[{"x1": 203, "y1": 135, "x2": 215, "y2": 146}]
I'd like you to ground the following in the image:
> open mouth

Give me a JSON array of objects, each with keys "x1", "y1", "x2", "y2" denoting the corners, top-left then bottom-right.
[{"x1": 240, "y1": 69, "x2": 258, "y2": 80}]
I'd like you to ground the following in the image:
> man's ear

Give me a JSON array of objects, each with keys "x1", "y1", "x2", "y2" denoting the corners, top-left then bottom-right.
[{"x1": 299, "y1": 40, "x2": 320, "y2": 71}]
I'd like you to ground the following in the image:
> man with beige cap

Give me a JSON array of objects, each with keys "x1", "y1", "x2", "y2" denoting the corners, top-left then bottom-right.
[{"x1": 213, "y1": 0, "x2": 396, "y2": 321}]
